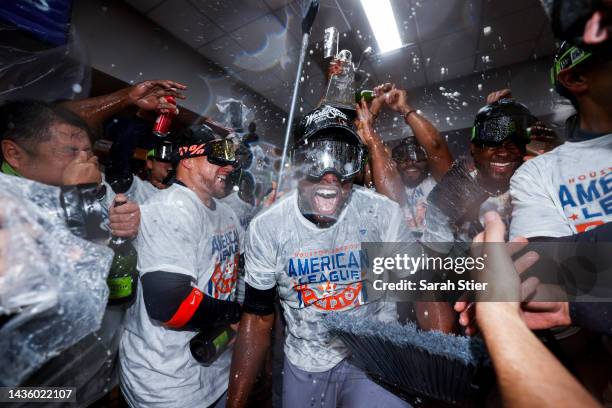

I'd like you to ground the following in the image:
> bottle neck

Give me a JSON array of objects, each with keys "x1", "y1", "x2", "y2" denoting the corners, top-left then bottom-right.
[{"x1": 110, "y1": 235, "x2": 128, "y2": 245}]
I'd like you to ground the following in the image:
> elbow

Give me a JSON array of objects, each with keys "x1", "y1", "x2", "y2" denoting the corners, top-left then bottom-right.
[{"x1": 143, "y1": 295, "x2": 174, "y2": 323}]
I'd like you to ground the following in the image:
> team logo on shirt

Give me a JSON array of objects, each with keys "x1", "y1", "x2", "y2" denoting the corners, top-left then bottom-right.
[
  {"x1": 558, "y1": 167, "x2": 611, "y2": 232},
  {"x1": 287, "y1": 244, "x2": 367, "y2": 311},
  {"x1": 208, "y1": 228, "x2": 240, "y2": 299}
]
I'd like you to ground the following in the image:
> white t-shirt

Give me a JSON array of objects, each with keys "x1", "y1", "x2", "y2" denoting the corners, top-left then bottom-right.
[
  {"x1": 403, "y1": 176, "x2": 436, "y2": 237},
  {"x1": 510, "y1": 134, "x2": 612, "y2": 239},
  {"x1": 245, "y1": 186, "x2": 414, "y2": 372},
  {"x1": 100, "y1": 175, "x2": 158, "y2": 214},
  {"x1": 119, "y1": 183, "x2": 243, "y2": 408},
  {"x1": 221, "y1": 191, "x2": 257, "y2": 230},
  {"x1": 126, "y1": 176, "x2": 160, "y2": 204}
]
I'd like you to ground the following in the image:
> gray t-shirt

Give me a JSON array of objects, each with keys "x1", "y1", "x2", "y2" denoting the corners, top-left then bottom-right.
[
  {"x1": 119, "y1": 184, "x2": 244, "y2": 408},
  {"x1": 244, "y1": 186, "x2": 413, "y2": 372}
]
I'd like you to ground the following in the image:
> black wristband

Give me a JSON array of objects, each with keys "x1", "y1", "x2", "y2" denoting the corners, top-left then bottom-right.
[
  {"x1": 243, "y1": 283, "x2": 276, "y2": 316},
  {"x1": 195, "y1": 295, "x2": 242, "y2": 327},
  {"x1": 403, "y1": 109, "x2": 417, "y2": 122}
]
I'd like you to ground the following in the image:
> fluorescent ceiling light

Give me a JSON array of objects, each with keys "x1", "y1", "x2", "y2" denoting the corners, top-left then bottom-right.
[{"x1": 360, "y1": 0, "x2": 403, "y2": 53}]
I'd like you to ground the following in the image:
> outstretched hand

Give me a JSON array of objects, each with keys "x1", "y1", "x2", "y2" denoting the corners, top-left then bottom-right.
[
  {"x1": 128, "y1": 80, "x2": 187, "y2": 114},
  {"x1": 454, "y1": 211, "x2": 540, "y2": 336}
]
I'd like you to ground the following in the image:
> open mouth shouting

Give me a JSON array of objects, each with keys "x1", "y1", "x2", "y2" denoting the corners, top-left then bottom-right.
[{"x1": 312, "y1": 186, "x2": 341, "y2": 215}]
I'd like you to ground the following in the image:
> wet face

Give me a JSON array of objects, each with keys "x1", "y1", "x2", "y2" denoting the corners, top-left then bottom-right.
[
  {"x1": 15, "y1": 122, "x2": 93, "y2": 186},
  {"x1": 471, "y1": 139, "x2": 525, "y2": 189},
  {"x1": 392, "y1": 142, "x2": 429, "y2": 188},
  {"x1": 298, "y1": 172, "x2": 353, "y2": 224},
  {"x1": 396, "y1": 158, "x2": 429, "y2": 188},
  {"x1": 192, "y1": 155, "x2": 235, "y2": 199},
  {"x1": 147, "y1": 159, "x2": 172, "y2": 188}
]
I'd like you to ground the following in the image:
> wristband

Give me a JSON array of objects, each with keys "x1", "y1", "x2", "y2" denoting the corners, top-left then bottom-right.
[
  {"x1": 166, "y1": 287, "x2": 204, "y2": 329},
  {"x1": 403, "y1": 110, "x2": 417, "y2": 122}
]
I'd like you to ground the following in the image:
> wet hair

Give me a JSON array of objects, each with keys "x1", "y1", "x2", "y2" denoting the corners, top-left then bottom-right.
[{"x1": 0, "y1": 100, "x2": 91, "y2": 160}]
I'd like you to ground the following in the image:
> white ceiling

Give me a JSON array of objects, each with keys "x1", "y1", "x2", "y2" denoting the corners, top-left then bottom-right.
[{"x1": 125, "y1": 0, "x2": 557, "y2": 114}]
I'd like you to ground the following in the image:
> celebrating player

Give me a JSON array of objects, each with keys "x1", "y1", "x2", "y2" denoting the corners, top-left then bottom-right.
[{"x1": 119, "y1": 124, "x2": 243, "y2": 408}]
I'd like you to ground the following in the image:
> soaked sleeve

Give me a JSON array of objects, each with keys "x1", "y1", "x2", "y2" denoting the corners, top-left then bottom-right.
[{"x1": 244, "y1": 217, "x2": 277, "y2": 290}]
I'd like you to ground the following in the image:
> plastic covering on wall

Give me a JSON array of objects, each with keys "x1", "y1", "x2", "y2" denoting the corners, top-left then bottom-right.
[
  {"x1": 216, "y1": 97, "x2": 254, "y2": 133},
  {"x1": 0, "y1": 24, "x2": 90, "y2": 103},
  {"x1": 0, "y1": 174, "x2": 113, "y2": 387}
]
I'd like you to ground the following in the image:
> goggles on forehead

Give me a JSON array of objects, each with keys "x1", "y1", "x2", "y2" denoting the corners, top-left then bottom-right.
[
  {"x1": 292, "y1": 139, "x2": 366, "y2": 181},
  {"x1": 178, "y1": 139, "x2": 239, "y2": 168},
  {"x1": 472, "y1": 114, "x2": 536, "y2": 145},
  {"x1": 550, "y1": 44, "x2": 592, "y2": 86}
]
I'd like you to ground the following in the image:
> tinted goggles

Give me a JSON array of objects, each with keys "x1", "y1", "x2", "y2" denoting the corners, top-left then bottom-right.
[
  {"x1": 178, "y1": 139, "x2": 239, "y2": 167},
  {"x1": 206, "y1": 139, "x2": 239, "y2": 167}
]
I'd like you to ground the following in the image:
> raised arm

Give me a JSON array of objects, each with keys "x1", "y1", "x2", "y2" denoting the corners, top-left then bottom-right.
[
  {"x1": 382, "y1": 85, "x2": 453, "y2": 181},
  {"x1": 355, "y1": 99, "x2": 407, "y2": 206},
  {"x1": 61, "y1": 80, "x2": 187, "y2": 129}
]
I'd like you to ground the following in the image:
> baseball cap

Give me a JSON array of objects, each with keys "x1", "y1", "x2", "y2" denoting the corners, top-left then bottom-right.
[{"x1": 294, "y1": 104, "x2": 361, "y2": 147}]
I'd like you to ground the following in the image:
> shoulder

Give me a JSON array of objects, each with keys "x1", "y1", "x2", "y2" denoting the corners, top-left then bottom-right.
[
  {"x1": 252, "y1": 190, "x2": 295, "y2": 223},
  {"x1": 144, "y1": 185, "x2": 201, "y2": 217},
  {"x1": 215, "y1": 199, "x2": 241, "y2": 222},
  {"x1": 512, "y1": 151, "x2": 554, "y2": 181},
  {"x1": 350, "y1": 185, "x2": 401, "y2": 211}
]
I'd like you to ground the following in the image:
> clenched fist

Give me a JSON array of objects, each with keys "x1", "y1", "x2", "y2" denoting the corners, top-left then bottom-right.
[
  {"x1": 62, "y1": 151, "x2": 102, "y2": 186},
  {"x1": 109, "y1": 194, "x2": 141, "y2": 238}
]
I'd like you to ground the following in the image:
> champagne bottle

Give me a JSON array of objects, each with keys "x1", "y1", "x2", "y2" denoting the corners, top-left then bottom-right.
[
  {"x1": 355, "y1": 90, "x2": 374, "y2": 103},
  {"x1": 190, "y1": 325, "x2": 236, "y2": 366},
  {"x1": 106, "y1": 200, "x2": 138, "y2": 306}
]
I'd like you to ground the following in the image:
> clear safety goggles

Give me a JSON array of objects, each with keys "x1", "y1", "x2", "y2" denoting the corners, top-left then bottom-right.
[{"x1": 292, "y1": 139, "x2": 366, "y2": 181}]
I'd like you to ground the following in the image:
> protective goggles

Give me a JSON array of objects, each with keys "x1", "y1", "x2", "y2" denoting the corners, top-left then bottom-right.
[
  {"x1": 292, "y1": 139, "x2": 366, "y2": 181},
  {"x1": 472, "y1": 115, "x2": 536, "y2": 145},
  {"x1": 392, "y1": 144, "x2": 427, "y2": 163},
  {"x1": 549, "y1": 45, "x2": 592, "y2": 85},
  {"x1": 148, "y1": 141, "x2": 174, "y2": 162},
  {"x1": 178, "y1": 139, "x2": 239, "y2": 167}
]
